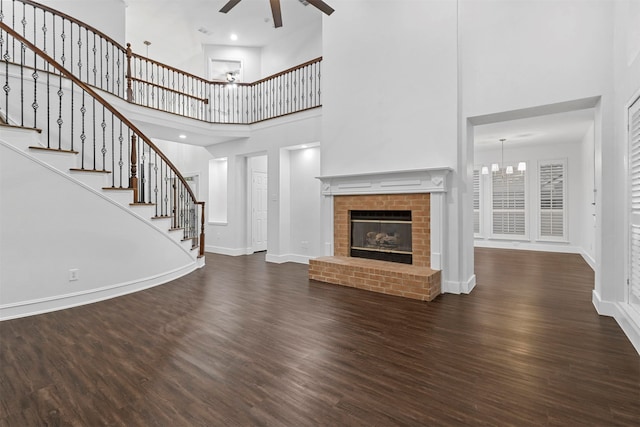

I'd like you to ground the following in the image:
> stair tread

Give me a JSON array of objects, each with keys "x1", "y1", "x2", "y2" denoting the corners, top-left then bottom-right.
[
  {"x1": 0, "y1": 123, "x2": 42, "y2": 133},
  {"x1": 169, "y1": 227, "x2": 184, "y2": 231},
  {"x1": 102, "y1": 187, "x2": 133, "y2": 191},
  {"x1": 69, "y1": 168, "x2": 112, "y2": 174},
  {"x1": 130, "y1": 203, "x2": 156, "y2": 206},
  {"x1": 29, "y1": 146, "x2": 78, "y2": 154},
  {"x1": 151, "y1": 215, "x2": 172, "y2": 220}
]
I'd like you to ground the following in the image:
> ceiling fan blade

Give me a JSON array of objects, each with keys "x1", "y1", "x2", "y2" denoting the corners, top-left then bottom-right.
[
  {"x1": 219, "y1": 0, "x2": 242, "y2": 14},
  {"x1": 270, "y1": 0, "x2": 283, "y2": 28},
  {"x1": 306, "y1": 0, "x2": 335, "y2": 16}
]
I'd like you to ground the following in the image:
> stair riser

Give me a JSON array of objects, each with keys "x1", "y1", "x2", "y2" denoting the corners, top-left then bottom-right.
[
  {"x1": 68, "y1": 171, "x2": 110, "y2": 190},
  {"x1": 29, "y1": 150, "x2": 77, "y2": 171}
]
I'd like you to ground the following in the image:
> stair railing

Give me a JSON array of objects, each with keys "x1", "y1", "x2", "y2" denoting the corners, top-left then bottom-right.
[
  {"x1": 0, "y1": 21, "x2": 205, "y2": 257},
  {"x1": 3, "y1": 0, "x2": 322, "y2": 125}
]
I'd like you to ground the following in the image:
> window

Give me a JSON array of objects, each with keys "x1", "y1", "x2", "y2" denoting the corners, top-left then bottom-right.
[
  {"x1": 208, "y1": 157, "x2": 228, "y2": 223},
  {"x1": 473, "y1": 169, "x2": 481, "y2": 235},
  {"x1": 538, "y1": 160, "x2": 567, "y2": 241},
  {"x1": 491, "y1": 167, "x2": 526, "y2": 238}
]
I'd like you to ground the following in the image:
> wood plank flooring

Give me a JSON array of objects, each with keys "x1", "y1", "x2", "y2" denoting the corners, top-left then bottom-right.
[{"x1": 1, "y1": 248, "x2": 639, "y2": 426}]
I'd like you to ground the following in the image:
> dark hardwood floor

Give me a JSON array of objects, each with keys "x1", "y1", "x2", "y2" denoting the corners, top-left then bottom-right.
[{"x1": 1, "y1": 248, "x2": 639, "y2": 426}]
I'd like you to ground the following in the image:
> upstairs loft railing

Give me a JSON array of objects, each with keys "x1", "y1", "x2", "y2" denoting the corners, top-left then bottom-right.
[
  {"x1": 0, "y1": 21, "x2": 206, "y2": 257},
  {"x1": 2, "y1": 0, "x2": 322, "y2": 124}
]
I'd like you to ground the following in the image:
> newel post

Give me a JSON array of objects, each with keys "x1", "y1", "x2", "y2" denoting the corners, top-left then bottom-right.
[
  {"x1": 199, "y1": 202, "x2": 206, "y2": 257},
  {"x1": 126, "y1": 43, "x2": 133, "y2": 102},
  {"x1": 129, "y1": 134, "x2": 138, "y2": 202}
]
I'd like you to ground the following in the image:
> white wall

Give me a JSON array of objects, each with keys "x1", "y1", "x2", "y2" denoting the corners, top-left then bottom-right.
[
  {"x1": 125, "y1": 0, "x2": 204, "y2": 76},
  {"x1": 288, "y1": 146, "x2": 322, "y2": 261},
  {"x1": 321, "y1": 0, "x2": 458, "y2": 176},
  {"x1": 204, "y1": 111, "x2": 322, "y2": 260},
  {"x1": 0, "y1": 140, "x2": 196, "y2": 319},
  {"x1": 580, "y1": 123, "x2": 596, "y2": 265},
  {"x1": 609, "y1": 0, "x2": 640, "y2": 353},
  {"x1": 40, "y1": 0, "x2": 126, "y2": 44},
  {"x1": 260, "y1": 19, "x2": 322, "y2": 77},
  {"x1": 474, "y1": 138, "x2": 590, "y2": 257}
]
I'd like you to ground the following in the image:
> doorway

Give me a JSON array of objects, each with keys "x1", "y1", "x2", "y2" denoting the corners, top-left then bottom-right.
[
  {"x1": 248, "y1": 155, "x2": 268, "y2": 253},
  {"x1": 468, "y1": 98, "x2": 599, "y2": 281}
]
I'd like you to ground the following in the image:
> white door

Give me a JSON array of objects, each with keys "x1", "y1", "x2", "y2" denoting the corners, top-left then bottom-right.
[
  {"x1": 629, "y1": 96, "x2": 640, "y2": 309},
  {"x1": 252, "y1": 171, "x2": 268, "y2": 252}
]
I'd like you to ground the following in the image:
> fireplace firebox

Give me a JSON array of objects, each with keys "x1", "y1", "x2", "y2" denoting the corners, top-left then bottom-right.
[{"x1": 350, "y1": 210, "x2": 412, "y2": 264}]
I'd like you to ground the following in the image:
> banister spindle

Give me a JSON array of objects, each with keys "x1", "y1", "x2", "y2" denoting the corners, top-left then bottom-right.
[
  {"x1": 125, "y1": 42, "x2": 132, "y2": 102},
  {"x1": 129, "y1": 133, "x2": 138, "y2": 202},
  {"x1": 199, "y1": 201, "x2": 205, "y2": 257}
]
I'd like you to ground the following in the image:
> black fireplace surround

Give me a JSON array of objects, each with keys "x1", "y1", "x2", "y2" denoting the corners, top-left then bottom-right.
[{"x1": 350, "y1": 210, "x2": 412, "y2": 264}]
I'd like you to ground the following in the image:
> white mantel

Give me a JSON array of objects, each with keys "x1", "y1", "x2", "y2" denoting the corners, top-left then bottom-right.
[
  {"x1": 317, "y1": 167, "x2": 452, "y2": 271},
  {"x1": 318, "y1": 167, "x2": 452, "y2": 196}
]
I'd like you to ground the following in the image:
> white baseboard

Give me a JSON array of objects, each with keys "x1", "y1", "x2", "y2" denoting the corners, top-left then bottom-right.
[
  {"x1": 205, "y1": 245, "x2": 251, "y2": 256},
  {"x1": 474, "y1": 240, "x2": 581, "y2": 254},
  {"x1": 442, "y1": 274, "x2": 476, "y2": 295},
  {"x1": 592, "y1": 290, "x2": 640, "y2": 355},
  {"x1": 580, "y1": 249, "x2": 596, "y2": 270},
  {"x1": 0, "y1": 262, "x2": 199, "y2": 321},
  {"x1": 465, "y1": 274, "x2": 477, "y2": 293},
  {"x1": 265, "y1": 253, "x2": 313, "y2": 265},
  {"x1": 442, "y1": 280, "x2": 462, "y2": 294}
]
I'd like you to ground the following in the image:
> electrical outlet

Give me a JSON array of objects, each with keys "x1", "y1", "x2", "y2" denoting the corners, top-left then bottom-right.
[{"x1": 69, "y1": 269, "x2": 79, "y2": 281}]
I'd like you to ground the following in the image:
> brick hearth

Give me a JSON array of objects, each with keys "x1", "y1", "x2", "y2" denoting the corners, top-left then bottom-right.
[{"x1": 309, "y1": 193, "x2": 441, "y2": 301}]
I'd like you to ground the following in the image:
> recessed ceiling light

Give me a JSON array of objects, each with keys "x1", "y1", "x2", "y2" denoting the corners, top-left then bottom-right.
[
  {"x1": 179, "y1": 134, "x2": 186, "y2": 139},
  {"x1": 230, "y1": 33, "x2": 238, "y2": 41}
]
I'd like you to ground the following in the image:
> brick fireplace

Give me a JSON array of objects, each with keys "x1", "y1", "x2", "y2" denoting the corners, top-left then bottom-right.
[{"x1": 309, "y1": 168, "x2": 451, "y2": 301}]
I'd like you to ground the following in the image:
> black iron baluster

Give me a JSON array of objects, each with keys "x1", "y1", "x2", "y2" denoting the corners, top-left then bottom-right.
[
  {"x1": 3, "y1": 26, "x2": 10, "y2": 124},
  {"x1": 92, "y1": 33, "x2": 96, "y2": 86},
  {"x1": 80, "y1": 91, "x2": 86, "y2": 168},
  {"x1": 101, "y1": 105, "x2": 106, "y2": 170},
  {"x1": 148, "y1": 147, "x2": 152, "y2": 206},
  {"x1": 111, "y1": 111, "x2": 114, "y2": 187},
  {"x1": 118, "y1": 121, "x2": 124, "y2": 187},
  {"x1": 92, "y1": 97, "x2": 96, "y2": 169},
  {"x1": 139, "y1": 138, "x2": 145, "y2": 202},
  {"x1": 57, "y1": 72, "x2": 63, "y2": 150},
  {"x1": 154, "y1": 151, "x2": 158, "y2": 216},
  {"x1": 85, "y1": 29, "x2": 88, "y2": 83}
]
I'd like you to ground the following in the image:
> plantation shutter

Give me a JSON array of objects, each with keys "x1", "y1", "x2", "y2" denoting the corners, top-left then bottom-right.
[
  {"x1": 473, "y1": 170, "x2": 481, "y2": 234},
  {"x1": 629, "y1": 97, "x2": 640, "y2": 305},
  {"x1": 491, "y1": 168, "x2": 526, "y2": 237},
  {"x1": 539, "y1": 161, "x2": 566, "y2": 240}
]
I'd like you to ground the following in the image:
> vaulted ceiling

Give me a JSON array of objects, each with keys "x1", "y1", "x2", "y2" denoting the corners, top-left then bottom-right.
[{"x1": 124, "y1": 0, "x2": 321, "y2": 49}]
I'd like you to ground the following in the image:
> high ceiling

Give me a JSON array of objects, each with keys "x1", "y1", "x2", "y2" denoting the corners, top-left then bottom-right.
[
  {"x1": 124, "y1": 0, "x2": 322, "y2": 48},
  {"x1": 474, "y1": 108, "x2": 595, "y2": 150}
]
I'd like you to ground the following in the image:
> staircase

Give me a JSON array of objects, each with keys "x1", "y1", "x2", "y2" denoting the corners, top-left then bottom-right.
[{"x1": 0, "y1": 11, "x2": 205, "y2": 319}]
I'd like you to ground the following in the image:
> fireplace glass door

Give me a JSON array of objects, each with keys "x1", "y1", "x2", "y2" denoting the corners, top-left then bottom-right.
[{"x1": 350, "y1": 210, "x2": 412, "y2": 264}]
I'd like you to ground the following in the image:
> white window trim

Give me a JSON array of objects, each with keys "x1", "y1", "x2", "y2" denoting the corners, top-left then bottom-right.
[
  {"x1": 537, "y1": 158, "x2": 568, "y2": 242},
  {"x1": 473, "y1": 168, "x2": 482, "y2": 238}
]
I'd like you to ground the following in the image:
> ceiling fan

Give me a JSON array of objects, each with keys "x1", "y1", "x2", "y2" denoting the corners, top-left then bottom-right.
[{"x1": 219, "y1": 0, "x2": 335, "y2": 28}]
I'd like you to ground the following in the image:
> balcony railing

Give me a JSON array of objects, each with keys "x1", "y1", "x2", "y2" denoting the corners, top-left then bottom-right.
[{"x1": 2, "y1": 0, "x2": 322, "y2": 125}]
